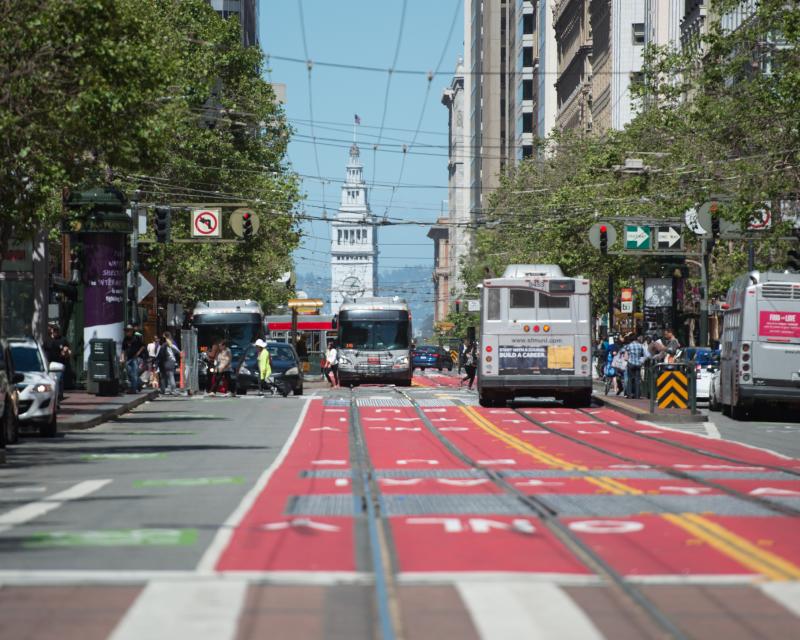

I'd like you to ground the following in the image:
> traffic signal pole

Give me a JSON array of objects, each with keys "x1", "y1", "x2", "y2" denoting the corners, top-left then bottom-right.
[{"x1": 608, "y1": 273, "x2": 614, "y2": 334}]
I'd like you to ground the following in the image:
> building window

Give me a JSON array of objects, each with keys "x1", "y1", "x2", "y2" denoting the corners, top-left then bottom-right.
[
  {"x1": 523, "y1": 13, "x2": 534, "y2": 35},
  {"x1": 522, "y1": 79, "x2": 533, "y2": 101},
  {"x1": 522, "y1": 46, "x2": 533, "y2": 68},
  {"x1": 522, "y1": 112, "x2": 533, "y2": 133},
  {"x1": 632, "y1": 23, "x2": 645, "y2": 45},
  {"x1": 522, "y1": 145, "x2": 533, "y2": 159}
]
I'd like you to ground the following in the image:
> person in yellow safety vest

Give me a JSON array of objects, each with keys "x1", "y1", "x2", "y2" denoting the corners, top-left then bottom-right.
[{"x1": 254, "y1": 339, "x2": 272, "y2": 396}]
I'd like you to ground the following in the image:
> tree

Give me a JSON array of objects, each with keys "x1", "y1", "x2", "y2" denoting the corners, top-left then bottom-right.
[
  {"x1": 0, "y1": 0, "x2": 182, "y2": 259},
  {"x1": 126, "y1": 1, "x2": 301, "y2": 311}
]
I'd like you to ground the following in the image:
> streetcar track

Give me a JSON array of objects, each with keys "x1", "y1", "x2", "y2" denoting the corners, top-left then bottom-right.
[
  {"x1": 394, "y1": 388, "x2": 690, "y2": 640},
  {"x1": 512, "y1": 407, "x2": 800, "y2": 518},
  {"x1": 578, "y1": 407, "x2": 800, "y2": 478},
  {"x1": 348, "y1": 388, "x2": 404, "y2": 640},
  {"x1": 467, "y1": 403, "x2": 800, "y2": 580}
]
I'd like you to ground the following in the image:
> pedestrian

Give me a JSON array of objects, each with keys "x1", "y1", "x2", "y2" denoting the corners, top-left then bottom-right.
[
  {"x1": 596, "y1": 337, "x2": 609, "y2": 379},
  {"x1": 156, "y1": 333, "x2": 180, "y2": 395},
  {"x1": 213, "y1": 339, "x2": 233, "y2": 396},
  {"x1": 655, "y1": 327, "x2": 680, "y2": 362},
  {"x1": 146, "y1": 335, "x2": 160, "y2": 389},
  {"x1": 623, "y1": 335, "x2": 646, "y2": 399},
  {"x1": 325, "y1": 340, "x2": 340, "y2": 388},
  {"x1": 44, "y1": 324, "x2": 71, "y2": 398},
  {"x1": 121, "y1": 324, "x2": 144, "y2": 393},
  {"x1": 458, "y1": 337, "x2": 469, "y2": 375},
  {"x1": 461, "y1": 340, "x2": 478, "y2": 390},
  {"x1": 610, "y1": 344, "x2": 628, "y2": 395},
  {"x1": 254, "y1": 339, "x2": 272, "y2": 396}
]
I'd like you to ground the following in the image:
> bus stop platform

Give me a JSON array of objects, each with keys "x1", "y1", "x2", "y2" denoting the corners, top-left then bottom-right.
[{"x1": 592, "y1": 386, "x2": 707, "y2": 423}]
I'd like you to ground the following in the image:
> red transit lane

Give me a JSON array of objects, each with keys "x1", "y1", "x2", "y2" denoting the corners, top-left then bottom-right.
[{"x1": 214, "y1": 400, "x2": 356, "y2": 572}]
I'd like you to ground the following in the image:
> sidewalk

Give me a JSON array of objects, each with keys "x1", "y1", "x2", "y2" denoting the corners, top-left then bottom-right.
[
  {"x1": 57, "y1": 389, "x2": 159, "y2": 431},
  {"x1": 593, "y1": 382, "x2": 706, "y2": 423}
]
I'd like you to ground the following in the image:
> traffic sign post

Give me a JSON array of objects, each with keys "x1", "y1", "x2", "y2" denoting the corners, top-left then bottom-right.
[
  {"x1": 650, "y1": 363, "x2": 696, "y2": 414},
  {"x1": 191, "y1": 208, "x2": 221, "y2": 238}
]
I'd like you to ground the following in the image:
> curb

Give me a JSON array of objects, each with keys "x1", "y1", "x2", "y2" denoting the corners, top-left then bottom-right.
[
  {"x1": 592, "y1": 388, "x2": 707, "y2": 424},
  {"x1": 60, "y1": 390, "x2": 160, "y2": 432}
]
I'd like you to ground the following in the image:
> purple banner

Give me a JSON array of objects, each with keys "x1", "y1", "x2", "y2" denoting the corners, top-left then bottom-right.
[{"x1": 83, "y1": 233, "x2": 125, "y2": 327}]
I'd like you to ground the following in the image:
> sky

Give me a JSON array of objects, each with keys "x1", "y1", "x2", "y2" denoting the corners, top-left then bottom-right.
[{"x1": 260, "y1": 0, "x2": 464, "y2": 299}]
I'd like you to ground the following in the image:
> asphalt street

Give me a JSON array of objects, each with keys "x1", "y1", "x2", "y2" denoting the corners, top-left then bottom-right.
[
  {"x1": 0, "y1": 394, "x2": 307, "y2": 572},
  {"x1": 1, "y1": 375, "x2": 799, "y2": 639}
]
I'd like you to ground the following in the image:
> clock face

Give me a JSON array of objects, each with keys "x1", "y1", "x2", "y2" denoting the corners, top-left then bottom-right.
[{"x1": 341, "y1": 275, "x2": 365, "y2": 297}]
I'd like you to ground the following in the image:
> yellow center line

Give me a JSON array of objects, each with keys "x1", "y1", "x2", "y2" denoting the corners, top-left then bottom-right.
[
  {"x1": 663, "y1": 513, "x2": 800, "y2": 581},
  {"x1": 464, "y1": 407, "x2": 800, "y2": 580}
]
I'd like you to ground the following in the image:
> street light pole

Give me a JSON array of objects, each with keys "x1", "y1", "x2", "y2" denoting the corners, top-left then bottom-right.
[{"x1": 686, "y1": 245, "x2": 709, "y2": 347}]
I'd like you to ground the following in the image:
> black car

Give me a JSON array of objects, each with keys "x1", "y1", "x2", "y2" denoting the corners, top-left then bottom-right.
[
  {"x1": 232, "y1": 341, "x2": 304, "y2": 395},
  {"x1": 0, "y1": 339, "x2": 23, "y2": 446}
]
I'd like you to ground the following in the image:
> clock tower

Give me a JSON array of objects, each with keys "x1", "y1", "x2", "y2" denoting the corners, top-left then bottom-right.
[{"x1": 330, "y1": 143, "x2": 378, "y2": 314}]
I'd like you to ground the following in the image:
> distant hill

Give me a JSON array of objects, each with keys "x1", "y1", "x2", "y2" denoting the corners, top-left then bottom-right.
[{"x1": 295, "y1": 265, "x2": 434, "y2": 336}]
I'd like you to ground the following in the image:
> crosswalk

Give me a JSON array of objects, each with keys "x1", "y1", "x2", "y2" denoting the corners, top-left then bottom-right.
[{"x1": 1, "y1": 577, "x2": 799, "y2": 639}]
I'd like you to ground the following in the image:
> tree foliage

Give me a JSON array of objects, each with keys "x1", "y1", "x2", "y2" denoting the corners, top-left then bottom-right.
[
  {"x1": 463, "y1": 0, "x2": 800, "y2": 310},
  {"x1": 1, "y1": 0, "x2": 300, "y2": 311}
]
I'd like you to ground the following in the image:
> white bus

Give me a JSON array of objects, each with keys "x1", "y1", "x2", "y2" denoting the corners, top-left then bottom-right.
[
  {"x1": 478, "y1": 265, "x2": 592, "y2": 407},
  {"x1": 718, "y1": 271, "x2": 800, "y2": 418},
  {"x1": 336, "y1": 297, "x2": 413, "y2": 386}
]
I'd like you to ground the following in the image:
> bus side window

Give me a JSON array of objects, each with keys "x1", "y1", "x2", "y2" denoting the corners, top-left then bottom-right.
[{"x1": 487, "y1": 289, "x2": 501, "y2": 320}]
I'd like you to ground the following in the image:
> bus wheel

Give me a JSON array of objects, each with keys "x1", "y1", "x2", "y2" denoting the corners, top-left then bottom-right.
[{"x1": 565, "y1": 391, "x2": 592, "y2": 408}]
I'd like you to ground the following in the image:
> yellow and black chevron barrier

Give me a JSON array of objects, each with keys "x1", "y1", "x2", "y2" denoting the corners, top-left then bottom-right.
[{"x1": 650, "y1": 363, "x2": 696, "y2": 413}]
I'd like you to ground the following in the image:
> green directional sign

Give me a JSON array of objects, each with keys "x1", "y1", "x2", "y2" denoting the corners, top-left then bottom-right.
[{"x1": 625, "y1": 225, "x2": 651, "y2": 250}]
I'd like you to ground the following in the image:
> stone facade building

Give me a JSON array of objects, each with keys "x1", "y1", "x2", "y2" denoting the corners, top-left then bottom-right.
[{"x1": 330, "y1": 144, "x2": 378, "y2": 315}]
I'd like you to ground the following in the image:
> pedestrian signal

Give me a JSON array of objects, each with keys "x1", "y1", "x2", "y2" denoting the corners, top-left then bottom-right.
[
  {"x1": 599, "y1": 225, "x2": 608, "y2": 255},
  {"x1": 154, "y1": 206, "x2": 171, "y2": 243},
  {"x1": 242, "y1": 212, "x2": 253, "y2": 240}
]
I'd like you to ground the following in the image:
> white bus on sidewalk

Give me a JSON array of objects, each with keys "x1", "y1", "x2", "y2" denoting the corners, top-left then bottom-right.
[
  {"x1": 477, "y1": 265, "x2": 592, "y2": 407},
  {"x1": 718, "y1": 271, "x2": 800, "y2": 418}
]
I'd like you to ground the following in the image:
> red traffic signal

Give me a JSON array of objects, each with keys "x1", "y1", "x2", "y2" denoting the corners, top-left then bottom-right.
[
  {"x1": 600, "y1": 225, "x2": 607, "y2": 233},
  {"x1": 242, "y1": 212, "x2": 253, "y2": 239}
]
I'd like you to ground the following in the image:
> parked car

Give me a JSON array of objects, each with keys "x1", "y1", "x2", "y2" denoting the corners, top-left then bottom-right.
[
  {"x1": 7, "y1": 337, "x2": 62, "y2": 437},
  {"x1": 677, "y1": 347, "x2": 720, "y2": 401},
  {"x1": 0, "y1": 339, "x2": 24, "y2": 446},
  {"x1": 411, "y1": 345, "x2": 453, "y2": 371},
  {"x1": 232, "y1": 341, "x2": 304, "y2": 395}
]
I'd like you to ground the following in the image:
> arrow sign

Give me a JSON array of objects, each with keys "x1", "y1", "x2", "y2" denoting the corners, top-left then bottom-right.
[
  {"x1": 625, "y1": 225, "x2": 651, "y2": 249},
  {"x1": 657, "y1": 225, "x2": 683, "y2": 250}
]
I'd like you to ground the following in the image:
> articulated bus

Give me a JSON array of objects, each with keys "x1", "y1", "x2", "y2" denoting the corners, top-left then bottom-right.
[
  {"x1": 336, "y1": 297, "x2": 413, "y2": 386},
  {"x1": 478, "y1": 265, "x2": 592, "y2": 407},
  {"x1": 719, "y1": 271, "x2": 800, "y2": 418}
]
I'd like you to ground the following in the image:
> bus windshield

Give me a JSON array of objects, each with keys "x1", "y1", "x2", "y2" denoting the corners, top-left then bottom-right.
[
  {"x1": 340, "y1": 320, "x2": 410, "y2": 350},
  {"x1": 196, "y1": 322, "x2": 260, "y2": 351}
]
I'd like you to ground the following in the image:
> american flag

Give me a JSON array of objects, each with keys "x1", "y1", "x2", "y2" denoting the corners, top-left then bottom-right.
[{"x1": 354, "y1": 114, "x2": 361, "y2": 125}]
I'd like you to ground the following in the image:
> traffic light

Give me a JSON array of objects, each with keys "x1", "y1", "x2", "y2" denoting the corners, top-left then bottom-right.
[
  {"x1": 154, "y1": 206, "x2": 171, "y2": 243},
  {"x1": 455, "y1": 299, "x2": 461, "y2": 313},
  {"x1": 788, "y1": 248, "x2": 800, "y2": 272},
  {"x1": 242, "y1": 212, "x2": 253, "y2": 240},
  {"x1": 599, "y1": 225, "x2": 608, "y2": 255}
]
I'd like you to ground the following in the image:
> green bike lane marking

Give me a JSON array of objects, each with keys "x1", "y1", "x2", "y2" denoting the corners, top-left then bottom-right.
[
  {"x1": 24, "y1": 529, "x2": 197, "y2": 548},
  {"x1": 133, "y1": 477, "x2": 245, "y2": 488}
]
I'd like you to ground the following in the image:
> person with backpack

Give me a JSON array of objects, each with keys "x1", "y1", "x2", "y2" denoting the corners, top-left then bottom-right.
[
  {"x1": 211, "y1": 339, "x2": 233, "y2": 396},
  {"x1": 156, "y1": 333, "x2": 180, "y2": 395}
]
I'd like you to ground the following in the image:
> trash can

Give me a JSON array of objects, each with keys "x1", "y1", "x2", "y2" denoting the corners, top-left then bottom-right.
[{"x1": 87, "y1": 338, "x2": 120, "y2": 396}]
